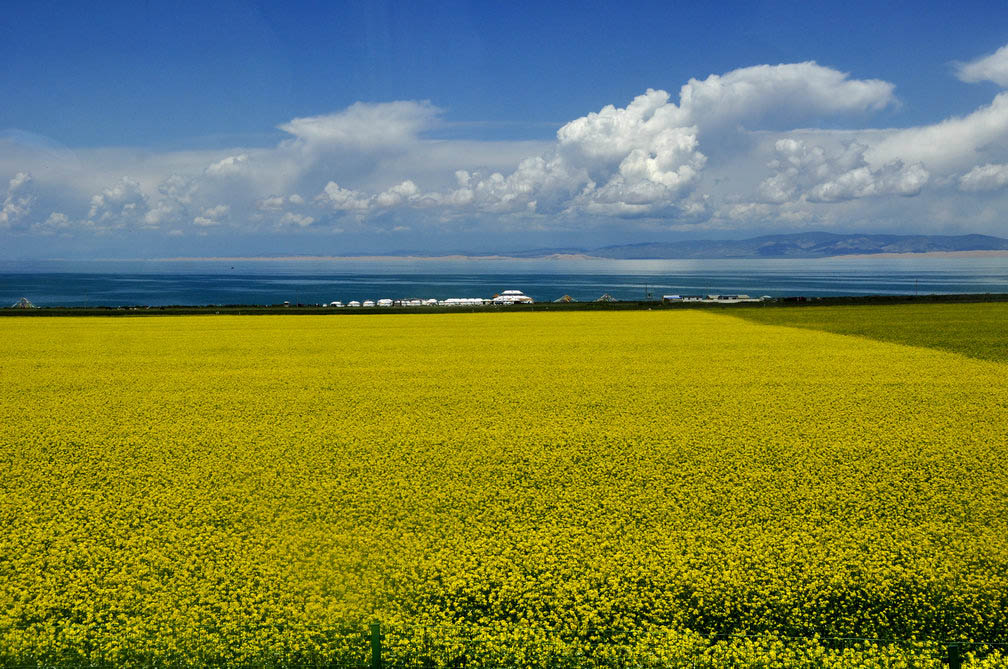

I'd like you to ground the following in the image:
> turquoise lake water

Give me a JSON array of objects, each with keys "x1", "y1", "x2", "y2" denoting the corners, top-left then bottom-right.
[{"x1": 3, "y1": 256, "x2": 1008, "y2": 307}]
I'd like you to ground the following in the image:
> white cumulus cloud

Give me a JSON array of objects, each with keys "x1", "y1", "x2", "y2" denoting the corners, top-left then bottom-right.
[
  {"x1": 956, "y1": 45, "x2": 1008, "y2": 87},
  {"x1": 866, "y1": 92, "x2": 1008, "y2": 171},
  {"x1": 158, "y1": 174, "x2": 198, "y2": 204},
  {"x1": 375, "y1": 180, "x2": 421, "y2": 208},
  {"x1": 442, "y1": 90, "x2": 708, "y2": 218},
  {"x1": 678, "y1": 62, "x2": 896, "y2": 132},
  {"x1": 279, "y1": 101, "x2": 441, "y2": 150},
  {"x1": 257, "y1": 195, "x2": 286, "y2": 211},
  {"x1": 88, "y1": 177, "x2": 149, "y2": 227},
  {"x1": 278, "y1": 212, "x2": 315, "y2": 227},
  {"x1": 959, "y1": 163, "x2": 1008, "y2": 191},
  {"x1": 38, "y1": 212, "x2": 71, "y2": 232},
  {"x1": 447, "y1": 156, "x2": 584, "y2": 215},
  {"x1": 316, "y1": 182, "x2": 371, "y2": 212},
  {"x1": 441, "y1": 63, "x2": 895, "y2": 219},
  {"x1": 193, "y1": 204, "x2": 230, "y2": 227},
  {"x1": 808, "y1": 162, "x2": 929, "y2": 202},
  {"x1": 144, "y1": 201, "x2": 178, "y2": 227},
  {"x1": 205, "y1": 154, "x2": 250, "y2": 177},
  {"x1": 1, "y1": 171, "x2": 35, "y2": 228},
  {"x1": 313, "y1": 179, "x2": 425, "y2": 214},
  {"x1": 759, "y1": 139, "x2": 928, "y2": 204}
]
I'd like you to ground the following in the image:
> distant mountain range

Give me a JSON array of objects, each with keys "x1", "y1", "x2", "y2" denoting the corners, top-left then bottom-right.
[{"x1": 508, "y1": 232, "x2": 1008, "y2": 259}]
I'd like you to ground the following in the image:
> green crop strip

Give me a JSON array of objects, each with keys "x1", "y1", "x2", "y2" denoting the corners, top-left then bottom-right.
[{"x1": 731, "y1": 302, "x2": 1008, "y2": 363}]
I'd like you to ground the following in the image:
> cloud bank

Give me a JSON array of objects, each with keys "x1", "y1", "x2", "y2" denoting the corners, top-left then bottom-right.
[{"x1": 5, "y1": 49, "x2": 1008, "y2": 256}]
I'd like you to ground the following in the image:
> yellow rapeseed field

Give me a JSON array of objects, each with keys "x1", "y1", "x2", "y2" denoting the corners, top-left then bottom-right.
[{"x1": 1, "y1": 310, "x2": 1006, "y2": 667}]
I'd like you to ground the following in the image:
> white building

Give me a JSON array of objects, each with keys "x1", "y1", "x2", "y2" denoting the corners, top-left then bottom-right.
[
  {"x1": 492, "y1": 290, "x2": 533, "y2": 304},
  {"x1": 440, "y1": 298, "x2": 487, "y2": 306}
]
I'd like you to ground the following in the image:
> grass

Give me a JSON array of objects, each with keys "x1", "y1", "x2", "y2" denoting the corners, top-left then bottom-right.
[{"x1": 732, "y1": 302, "x2": 1008, "y2": 363}]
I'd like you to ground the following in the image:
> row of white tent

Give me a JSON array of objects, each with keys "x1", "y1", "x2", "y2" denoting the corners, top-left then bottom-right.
[{"x1": 324, "y1": 290, "x2": 534, "y2": 308}]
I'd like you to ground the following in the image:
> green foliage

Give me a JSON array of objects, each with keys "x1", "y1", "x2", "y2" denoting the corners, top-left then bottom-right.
[{"x1": 733, "y1": 302, "x2": 1008, "y2": 363}]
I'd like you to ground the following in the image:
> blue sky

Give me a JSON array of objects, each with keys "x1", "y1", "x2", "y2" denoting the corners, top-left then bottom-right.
[{"x1": 3, "y1": 1, "x2": 1008, "y2": 258}]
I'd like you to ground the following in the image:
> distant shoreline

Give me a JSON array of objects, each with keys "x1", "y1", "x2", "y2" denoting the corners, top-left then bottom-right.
[
  {"x1": 825, "y1": 250, "x2": 1008, "y2": 260},
  {"x1": 5, "y1": 292, "x2": 1008, "y2": 317},
  {"x1": 32, "y1": 249, "x2": 1008, "y2": 264}
]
